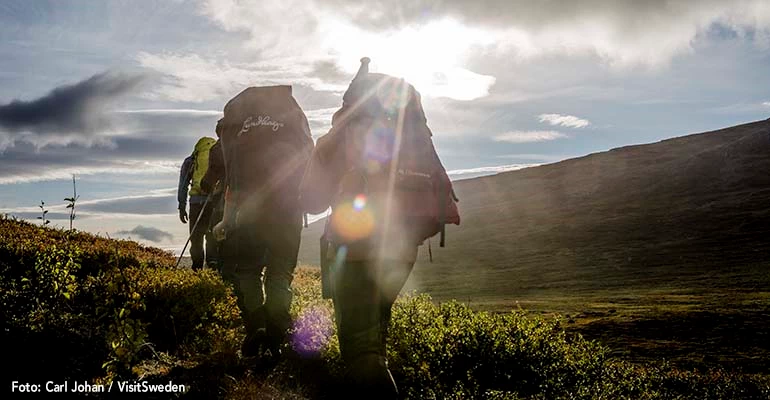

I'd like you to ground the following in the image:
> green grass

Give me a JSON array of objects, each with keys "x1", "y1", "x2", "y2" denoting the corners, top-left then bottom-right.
[{"x1": 426, "y1": 269, "x2": 770, "y2": 377}]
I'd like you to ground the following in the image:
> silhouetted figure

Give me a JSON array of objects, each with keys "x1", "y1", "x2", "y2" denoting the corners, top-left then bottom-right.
[
  {"x1": 178, "y1": 136, "x2": 219, "y2": 270},
  {"x1": 200, "y1": 119, "x2": 226, "y2": 273},
  {"x1": 300, "y1": 58, "x2": 460, "y2": 398},
  {"x1": 214, "y1": 86, "x2": 313, "y2": 361}
]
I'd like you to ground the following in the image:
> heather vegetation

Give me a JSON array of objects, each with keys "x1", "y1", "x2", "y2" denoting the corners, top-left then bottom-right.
[{"x1": 2, "y1": 217, "x2": 768, "y2": 399}]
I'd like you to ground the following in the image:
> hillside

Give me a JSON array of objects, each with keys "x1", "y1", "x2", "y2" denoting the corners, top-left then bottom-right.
[
  {"x1": 8, "y1": 219, "x2": 769, "y2": 399},
  {"x1": 301, "y1": 118, "x2": 770, "y2": 299},
  {"x1": 298, "y1": 119, "x2": 770, "y2": 372}
]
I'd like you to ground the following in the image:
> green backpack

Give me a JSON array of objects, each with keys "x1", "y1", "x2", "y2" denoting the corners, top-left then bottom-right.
[{"x1": 189, "y1": 137, "x2": 217, "y2": 196}]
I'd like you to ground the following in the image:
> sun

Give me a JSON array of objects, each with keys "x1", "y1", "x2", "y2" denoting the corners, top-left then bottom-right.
[{"x1": 323, "y1": 18, "x2": 496, "y2": 101}]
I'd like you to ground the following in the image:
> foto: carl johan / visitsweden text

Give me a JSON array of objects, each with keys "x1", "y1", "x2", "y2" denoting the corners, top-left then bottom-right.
[{"x1": 11, "y1": 380, "x2": 189, "y2": 394}]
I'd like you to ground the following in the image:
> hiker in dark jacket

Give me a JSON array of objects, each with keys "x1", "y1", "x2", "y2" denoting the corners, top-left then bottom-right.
[
  {"x1": 200, "y1": 120, "x2": 226, "y2": 272},
  {"x1": 178, "y1": 136, "x2": 219, "y2": 270},
  {"x1": 213, "y1": 86, "x2": 314, "y2": 362},
  {"x1": 299, "y1": 58, "x2": 459, "y2": 399}
]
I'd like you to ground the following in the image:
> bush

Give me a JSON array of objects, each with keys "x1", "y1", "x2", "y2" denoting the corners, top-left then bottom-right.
[
  {"x1": 0, "y1": 218, "x2": 241, "y2": 383},
  {"x1": 388, "y1": 295, "x2": 606, "y2": 399},
  {"x1": 92, "y1": 265, "x2": 241, "y2": 377}
]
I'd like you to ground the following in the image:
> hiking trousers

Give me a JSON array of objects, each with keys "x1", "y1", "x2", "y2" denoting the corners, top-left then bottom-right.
[
  {"x1": 189, "y1": 202, "x2": 218, "y2": 270},
  {"x1": 220, "y1": 216, "x2": 302, "y2": 350},
  {"x1": 333, "y1": 258, "x2": 415, "y2": 399}
]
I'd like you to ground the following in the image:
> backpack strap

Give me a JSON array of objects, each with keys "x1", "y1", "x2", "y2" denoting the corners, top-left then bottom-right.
[
  {"x1": 190, "y1": 149, "x2": 197, "y2": 172},
  {"x1": 184, "y1": 151, "x2": 196, "y2": 186}
]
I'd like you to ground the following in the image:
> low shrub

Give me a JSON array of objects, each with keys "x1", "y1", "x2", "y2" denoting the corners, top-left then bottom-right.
[
  {"x1": 388, "y1": 295, "x2": 606, "y2": 399},
  {"x1": 0, "y1": 218, "x2": 241, "y2": 384}
]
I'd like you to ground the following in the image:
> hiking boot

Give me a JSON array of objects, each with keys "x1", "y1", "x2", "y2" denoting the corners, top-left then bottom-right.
[
  {"x1": 241, "y1": 327, "x2": 267, "y2": 358},
  {"x1": 205, "y1": 260, "x2": 221, "y2": 272},
  {"x1": 255, "y1": 346, "x2": 282, "y2": 370},
  {"x1": 241, "y1": 309, "x2": 267, "y2": 357},
  {"x1": 346, "y1": 354, "x2": 398, "y2": 399}
]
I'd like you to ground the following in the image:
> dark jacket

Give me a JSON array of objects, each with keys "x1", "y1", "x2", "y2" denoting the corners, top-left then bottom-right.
[{"x1": 177, "y1": 156, "x2": 207, "y2": 209}]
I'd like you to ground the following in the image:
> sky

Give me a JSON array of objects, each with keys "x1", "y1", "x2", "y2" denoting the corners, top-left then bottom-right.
[{"x1": 1, "y1": 0, "x2": 770, "y2": 253}]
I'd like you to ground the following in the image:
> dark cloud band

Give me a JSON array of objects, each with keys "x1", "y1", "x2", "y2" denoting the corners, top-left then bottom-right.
[
  {"x1": 0, "y1": 71, "x2": 144, "y2": 137},
  {"x1": 115, "y1": 225, "x2": 174, "y2": 243}
]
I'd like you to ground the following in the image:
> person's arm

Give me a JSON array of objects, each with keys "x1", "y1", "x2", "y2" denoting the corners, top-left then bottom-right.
[
  {"x1": 177, "y1": 156, "x2": 193, "y2": 222},
  {"x1": 298, "y1": 134, "x2": 339, "y2": 214}
]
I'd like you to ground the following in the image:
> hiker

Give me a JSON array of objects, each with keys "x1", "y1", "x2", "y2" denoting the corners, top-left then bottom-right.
[
  {"x1": 213, "y1": 86, "x2": 314, "y2": 361},
  {"x1": 178, "y1": 136, "x2": 219, "y2": 270},
  {"x1": 200, "y1": 119, "x2": 226, "y2": 272},
  {"x1": 299, "y1": 58, "x2": 460, "y2": 398}
]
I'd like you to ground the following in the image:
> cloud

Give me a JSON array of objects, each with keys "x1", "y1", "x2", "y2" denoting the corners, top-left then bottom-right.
[
  {"x1": 6, "y1": 211, "x2": 75, "y2": 221},
  {"x1": 495, "y1": 153, "x2": 572, "y2": 163},
  {"x1": 447, "y1": 164, "x2": 536, "y2": 180},
  {"x1": 0, "y1": 71, "x2": 144, "y2": 149},
  {"x1": 1, "y1": 189, "x2": 178, "y2": 218},
  {"x1": 137, "y1": 52, "x2": 269, "y2": 103},
  {"x1": 707, "y1": 101, "x2": 770, "y2": 115},
  {"x1": 305, "y1": 107, "x2": 337, "y2": 137},
  {"x1": 311, "y1": 60, "x2": 350, "y2": 84},
  {"x1": 199, "y1": 0, "x2": 323, "y2": 57},
  {"x1": 0, "y1": 152, "x2": 181, "y2": 185},
  {"x1": 192, "y1": 1, "x2": 497, "y2": 101},
  {"x1": 187, "y1": 1, "x2": 770, "y2": 107},
  {"x1": 115, "y1": 225, "x2": 174, "y2": 243},
  {"x1": 136, "y1": 51, "x2": 345, "y2": 103},
  {"x1": 0, "y1": 107, "x2": 220, "y2": 185},
  {"x1": 538, "y1": 113, "x2": 591, "y2": 128},
  {"x1": 318, "y1": 19, "x2": 497, "y2": 100},
  {"x1": 321, "y1": 0, "x2": 770, "y2": 67},
  {"x1": 78, "y1": 192, "x2": 177, "y2": 215},
  {"x1": 115, "y1": 109, "x2": 222, "y2": 117},
  {"x1": 492, "y1": 130, "x2": 568, "y2": 143}
]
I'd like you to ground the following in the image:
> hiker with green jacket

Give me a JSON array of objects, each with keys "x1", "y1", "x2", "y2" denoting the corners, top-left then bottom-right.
[
  {"x1": 178, "y1": 136, "x2": 219, "y2": 270},
  {"x1": 299, "y1": 58, "x2": 460, "y2": 398}
]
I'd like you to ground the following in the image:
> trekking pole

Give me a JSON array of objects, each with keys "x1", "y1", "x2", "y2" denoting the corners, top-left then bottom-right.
[{"x1": 176, "y1": 192, "x2": 214, "y2": 268}]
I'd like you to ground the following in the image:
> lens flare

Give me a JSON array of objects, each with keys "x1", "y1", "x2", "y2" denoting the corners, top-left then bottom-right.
[
  {"x1": 364, "y1": 123, "x2": 396, "y2": 162},
  {"x1": 377, "y1": 79, "x2": 411, "y2": 112},
  {"x1": 334, "y1": 245, "x2": 348, "y2": 267},
  {"x1": 353, "y1": 194, "x2": 367, "y2": 210},
  {"x1": 365, "y1": 159, "x2": 382, "y2": 174},
  {"x1": 331, "y1": 201, "x2": 375, "y2": 242},
  {"x1": 290, "y1": 305, "x2": 334, "y2": 358}
]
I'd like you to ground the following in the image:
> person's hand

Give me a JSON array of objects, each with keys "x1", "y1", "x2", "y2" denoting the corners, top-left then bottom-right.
[
  {"x1": 213, "y1": 220, "x2": 227, "y2": 241},
  {"x1": 179, "y1": 208, "x2": 188, "y2": 224}
]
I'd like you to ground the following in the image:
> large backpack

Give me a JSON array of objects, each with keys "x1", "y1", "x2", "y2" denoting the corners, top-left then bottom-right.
[
  {"x1": 218, "y1": 86, "x2": 314, "y2": 220},
  {"x1": 322, "y1": 58, "x2": 460, "y2": 251},
  {"x1": 189, "y1": 137, "x2": 216, "y2": 197}
]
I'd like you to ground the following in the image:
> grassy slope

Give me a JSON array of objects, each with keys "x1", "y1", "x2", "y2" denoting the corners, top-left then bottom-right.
[
  {"x1": 298, "y1": 118, "x2": 770, "y2": 374},
  {"x1": 3, "y1": 219, "x2": 769, "y2": 399}
]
